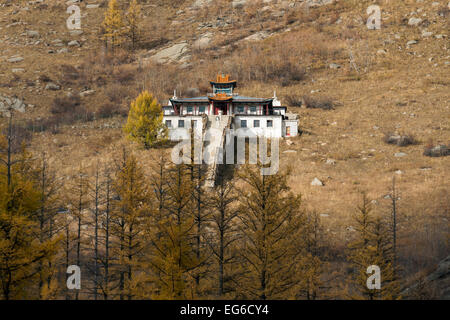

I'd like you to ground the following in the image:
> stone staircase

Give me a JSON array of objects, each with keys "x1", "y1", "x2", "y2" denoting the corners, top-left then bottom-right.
[{"x1": 204, "y1": 115, "x2": 231, "y2": 188}]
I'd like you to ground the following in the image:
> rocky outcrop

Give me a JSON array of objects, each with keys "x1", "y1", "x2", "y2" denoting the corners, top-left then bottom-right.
[
  {"x1": 147, "y1": 42, "x2": 189, "y2": 64},
  {"x1": 403, "y1": 255, "x2": 450, "y2": 299},
  {"x1": 0, "y1": 94, "x2": 27, "y2": 115},
  {"x1": 306, "y1": 0, "x2": 334, "y2": 8},
  {"x1": 424, "y1": 145, "x2": 449, "y2": 157}
]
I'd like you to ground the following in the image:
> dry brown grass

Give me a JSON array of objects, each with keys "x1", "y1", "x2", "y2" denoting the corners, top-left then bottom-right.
[{"x1": 0, "y1": 0, "x2": 448, "y2": 296}]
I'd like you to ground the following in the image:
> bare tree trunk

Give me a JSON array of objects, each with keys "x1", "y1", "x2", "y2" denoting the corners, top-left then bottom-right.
[
  {"x1": 75, "y1": 171, "x2": 85, "y2": 300},
  {"x1": 104, "y1": 171, "x2": 111, "y2": 300},
  {"x1": 93, "y1": 168, "x2": 100, "y2": 300},
  {"x1": 391, "y1": 176, "x2": 398, "y2": 273},
  {"x1": 65, "y1": 217, "x2": 70, "y2": 300}
]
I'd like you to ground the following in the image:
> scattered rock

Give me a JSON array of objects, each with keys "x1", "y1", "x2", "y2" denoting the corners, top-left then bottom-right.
[
  {"x1": 7, "y1": 56, "x2": 24, "y2": 63},
  {"x1": 311, "y1": 178, "x2": 324, "y2": 186},
  {"x1": 80, "y1": 89, "x2": 95, "y2": 97},
  {"x1": 307, "y1": 0, "x2": 334, "y2": 8},
  {"x1": 193, "y1": 32, "x2": 213, "y2": 49},
  {"x1": 68, "y1": 40, "x2": 80, "y2": 47},
  {"x1": 12, "y1": 68, "x2": 25, "y2": 73},
  {"x1": 329, "y1": 63, "x2": 341, "y2": 69},
  {"x1": 45, "y1": 83, "x2": 61, "y2": 90},
  {"x1": 69, "y1": 30, "x2": 83, "y2": 36},
  {"x1": 191, "y1": 0, "x2": 212, "y2": 9},
  {"x1": 285, "y1": 140, "x2": 293, "y2": 146},
  {"x1": 394, "y1": 152, "x2": 407, "y2": 158},
  {"x1": 86, "y1": 4, "x2": 100, "y2": 9},
  {"x1": 408, "y1": 17, "x2": 423, "y2": 26},
  {"x1": 149, "y1": 42, "x2": 188, "y2": 64},
  {"x1": 346, "y1": 226, "x2": 355, "y2": 232},
  {"x1": 395, "y1": 170, "x2": 403, "y2": 175},
  {"x1": 271, "y1": 11, "x2": 285, "y2": 18},
  {"x1": 0, "y1": 94, "x2": 27, "y2": 115},
  {"x1": 424, "y1": 145, "x2": 449, "y2": 157},
  {"x1": 326, "y1": 159, "x2": 336, "y2": 165},
  {"x1": 243, "y1": 31, "x2": 270, "y2": 42},
  {"x1": 384, "y1": 134, "x2": 416, "y2": 146},
  {"x1": 232, "y1": 0, "x2": 247, "y2": 9},
  {"x1": 407, "y1": 40, "x2": 418, "y2": 46},
  {"x1": 283, "y1": 150, "x2": 297, "y2": 154},
  {"x1": 26, "y1": 30, "x2": 39, "y2": 38}
]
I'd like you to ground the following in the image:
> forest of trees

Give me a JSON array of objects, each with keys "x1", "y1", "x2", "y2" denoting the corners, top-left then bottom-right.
[{"x1": 0, "y1": 108, "x2": 405, "y2": 300}]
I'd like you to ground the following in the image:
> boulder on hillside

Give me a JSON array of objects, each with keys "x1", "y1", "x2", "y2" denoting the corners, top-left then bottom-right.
[
  {"x1": 148, "y1": 42, "x2": 189, "y2": 64},
  {"x1": 408, "y1": 17, "x2": 423, "y2": 26},
  {"x1": 0, "y1": 94, "x2": 27, "y2": 115},
  {"x1": 402, "y1": 255, "x2": 450, "y2": 299},
  {"x1": 424, "y1": 145, "x2": 449, "y2": 157}
]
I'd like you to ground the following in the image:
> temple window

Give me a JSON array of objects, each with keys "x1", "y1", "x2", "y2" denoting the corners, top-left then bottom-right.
[
  {"x1": 267, "y1": 120, "x2": 273, "y2": 127},
  {"x1": 165, "y1": 120, "x2": 172, "y2": 128},
  {"x1": 241, "y1": 120, "x2": 247, "y2": 128},
  {"x1": 187, "y1": 106, "x2": 193, "y2": 113},
  {"x1": 199, "y1": 106, "x2": 206, "y2": 113},
  {"x1": 254, "y1": 120, "x2": 260, "y2": 127},
  {"x1": 178, "y1": 120, "x2": 185, "y2": 128}
]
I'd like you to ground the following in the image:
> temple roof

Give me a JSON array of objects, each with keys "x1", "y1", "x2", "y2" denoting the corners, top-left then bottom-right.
[
  {"x1": 170, "y1": 95, "x2": 273, "y2": 104},
  {"x1": 210, "y1": 74, "x2": 237, "y2": 88}
]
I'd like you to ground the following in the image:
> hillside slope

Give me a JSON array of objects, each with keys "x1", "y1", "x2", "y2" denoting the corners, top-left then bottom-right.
[{"x1": 0, "y1": 0, "x2": 449, "y2": 292}]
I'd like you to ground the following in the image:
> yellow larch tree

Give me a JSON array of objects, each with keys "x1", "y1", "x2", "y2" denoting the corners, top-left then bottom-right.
[
  {"x1": 148, "y1": 165, "x2": 199, "y2": 299},
  {"x1": 125, "y1": 0, "x2": 141, "y2": 50},
  {"x1": 0, "y1": 124, "x2": 59, "y2": 300},
  {"x1": 236, "y1": 165, "x2": 311, "y2": 299},
  {"x1": 124, "y1": 90, "x2": 168, "y2": 149},
  {"x1": 102, "y1": 0, "x2": 125, "y2": 50},
  {"x1": 111, "y1": 149, "x2": 150, "y2": 300}
]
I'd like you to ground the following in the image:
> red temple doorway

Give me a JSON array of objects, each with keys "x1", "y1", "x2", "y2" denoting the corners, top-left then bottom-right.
[{"x1": 213, "y1": 102, "x2": 229, "y2": 115}]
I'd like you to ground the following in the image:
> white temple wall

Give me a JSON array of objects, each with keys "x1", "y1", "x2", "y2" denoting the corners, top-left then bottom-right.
[{"x1": 233, "y1": 115, "x2": 283, "y2": 138}]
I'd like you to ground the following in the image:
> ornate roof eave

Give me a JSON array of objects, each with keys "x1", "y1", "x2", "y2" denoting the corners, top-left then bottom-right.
[
  {"x1": 209, "y1": 80, "x2": 237, "y2": 87},
  {"x1": 209, "y1": 95, "x2": 233, "y2": 102}
]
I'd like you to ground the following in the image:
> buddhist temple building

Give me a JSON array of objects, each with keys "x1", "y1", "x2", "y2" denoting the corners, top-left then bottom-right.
[{"x1": 162, "y1": 74, "x2": 298, "y2": 138}]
